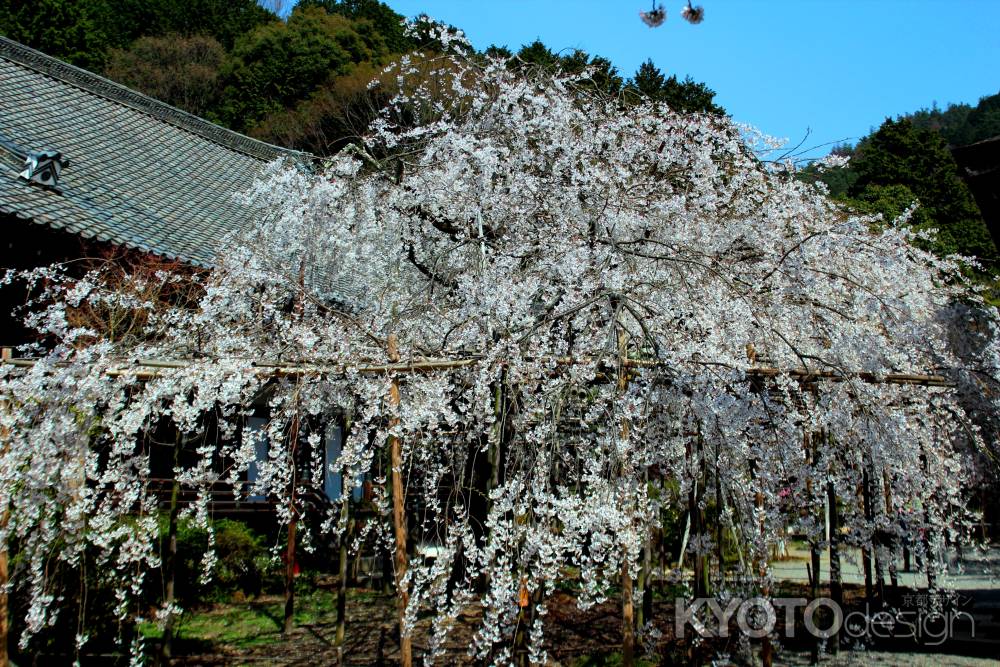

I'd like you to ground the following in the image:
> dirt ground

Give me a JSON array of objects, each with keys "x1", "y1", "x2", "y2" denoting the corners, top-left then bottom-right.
[{"x1": 166, "y1": 584, "x2": 999, "y2": 667}]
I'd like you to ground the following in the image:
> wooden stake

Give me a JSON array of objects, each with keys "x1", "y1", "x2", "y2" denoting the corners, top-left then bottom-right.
[{"x1": 387, "y1": 335, "x2": 412, "y2": 667}]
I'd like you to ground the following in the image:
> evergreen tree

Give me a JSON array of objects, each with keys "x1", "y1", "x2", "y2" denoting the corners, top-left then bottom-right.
[
  {"x1": 218, "y1": 5, "x2": 387, "y2": 131},
  {"x1": 298, "y1": 0, "x2": 413, "y2": 54},
  {"x1": 848, "y1": 117, "x2": 994, "y2": 264},
  {"x1": 0, "y1": 0, "x2": 114, "y2": 70},
  {"x1": 909, "y1": 91, "x2": 1000, "y2": 147},
  {"x1": 624, "y1": 59, "x2": 724, "y2": 115}
]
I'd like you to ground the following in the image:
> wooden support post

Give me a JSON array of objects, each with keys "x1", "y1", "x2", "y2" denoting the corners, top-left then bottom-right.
[
  {"x1": 827, "y1": 477, "x2": 841, "y2": 656},
  {"x1": 622, "y1": 557, "x2": 635, "y2": 666},
  {"x1": 861, "y1": 467, "x2": 874, "y2": 607},
  {"x1": 638, "y1": 531, "x2": 653, "y2": 629},
  {"x1": 882, "y1": 470, "x2": 899, "y2": 598},
  {"x1": 616, "y1": 337, "x2": 635, "y2": 667},
  {"x1": 283, "y1": 408, "x2": 301, "y2": 635},
  {"x1": 810, "y1": 535, "x2": 821, "y2": 664},
  {"x1": 751, "y1": 458, "x2": 773, "y2": 667},
  {"x1": 336, "y1": 471, "x2": 351, "y2": 647},
  {"x1": 807, "y1": 431, "x2": 821, "y2": 665},
  {"x1": 0, "y1": 348, "x2": 9, "y2": 667},
  {"x1": 715, "y1": 440, "x2": 725, "y2": 590},
  {"x1": 161, "y1": 431, "x2": 183, "y2": 662},
  {"x1": 387, "y1": 335, "x2": 412, "y2": 667}
]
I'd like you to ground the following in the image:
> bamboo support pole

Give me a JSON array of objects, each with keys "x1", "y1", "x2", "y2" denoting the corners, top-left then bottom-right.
[
  {"x1": 387, "y1": 335, "x2": 412, "y2": 667},
  {"x1": 0, "y1": 356, "x2": 956, "y2": 387}
]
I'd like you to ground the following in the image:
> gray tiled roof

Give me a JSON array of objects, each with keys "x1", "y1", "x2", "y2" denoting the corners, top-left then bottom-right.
[{"x1": 0, "y1": 36, "x2": 313, "y2": 267}]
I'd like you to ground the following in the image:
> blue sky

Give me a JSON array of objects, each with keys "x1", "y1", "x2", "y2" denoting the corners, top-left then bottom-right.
[{"x1": 370, "y1": 0, "x2": 1000, "y2": 159}]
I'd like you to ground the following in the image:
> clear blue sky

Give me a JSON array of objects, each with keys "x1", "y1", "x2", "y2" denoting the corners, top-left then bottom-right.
[{"x1": 369, "y1": 0, "x2": 1000, "y2": 159}]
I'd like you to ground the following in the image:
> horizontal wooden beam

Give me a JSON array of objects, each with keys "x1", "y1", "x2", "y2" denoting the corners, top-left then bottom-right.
[{"x1": 0, "y1": 355, "x2": 955, "y2": 387}]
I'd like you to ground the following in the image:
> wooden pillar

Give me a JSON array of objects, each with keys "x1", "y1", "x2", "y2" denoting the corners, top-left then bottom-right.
[
  {"x1": 751, "y1": 457, "x2": 773, "y2": 667},
  {"x1": 284, "y1": 263, "x2": 306, "y2": 636},
  {"x1": 284, "y1": 410, "x2": 300, "y2": 635},
  {"x1": 714, "y1": 440, "x2": 725, "y2": 591},
  {"x1": 161, "y1": 431, "x2": 183, "y2": 661},
  {"x1": 882, "y1": 470, "x2": 899, "y2": 598},
  {"x1": 616, "y1": 340, "x2": 635, "y2": 667},
  {"x1": 0, "y1": 347, "x2": 11, "y2": 667},
  {"x1": 336, "y1": 469, "x2": 351, "y2": 646},
  {"x1": 622, "y1": 558, "x2": 635, "y2": 666},
  {"x1": 387, "y1": 335, "x2": 412, "y2": 667},
  {"x1": 861, "y1": 467, "x2": 874, "y2": 607},
  {"x1": 827, "y1": 476, "x2": 842, "y2": 655},
  {"x1": 807, "y1": 430, "x2": 821, "y2": 665},
  {"x1": 638, "y1": 531, "x2": 653, "y2": 629}
]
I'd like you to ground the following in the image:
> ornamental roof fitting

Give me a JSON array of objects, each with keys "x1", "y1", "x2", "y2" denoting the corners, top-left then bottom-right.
[{"x1": 19, "y1": 150, "x2": 69, "y2": 189}]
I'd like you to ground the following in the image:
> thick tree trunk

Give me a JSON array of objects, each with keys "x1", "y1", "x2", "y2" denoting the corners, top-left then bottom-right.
[{"x1": 387, "y1": 335, "x2": 412, "y2": 667}]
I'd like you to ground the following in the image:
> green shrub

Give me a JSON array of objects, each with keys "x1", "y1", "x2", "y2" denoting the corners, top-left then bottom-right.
[{"x1": 161, "y1": 516, "x2": 276, "y2": 604}]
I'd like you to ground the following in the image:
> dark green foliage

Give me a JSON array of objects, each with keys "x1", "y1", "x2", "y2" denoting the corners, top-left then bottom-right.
[
  {"x1": 104, "y1": 34, "x2": 227, "y2": 118},
  {"x1": 249, "y1": 61, "x2": 388, "y2": 155},
  {"x1": 219, "y1": 5, "x2": 387, "y2": 131},
  {"x1": 847, "y1": 183, "x2": 935, "y2": 232},
  {"x1": 298, "y1": 0, "x2": 413, "y2": 53},
  {"x1": 797, "y1": 143, "x2": 858, "y2": 199},
  {"x1": 484, "y1": 44, "x2": 513, "y2": 60},
  {"x1": 848, "y1": 117, "x2": 995, "y2": 264},
  {"x1": 0, "y1": 0, "x2": 114, "y2": 69},
  {"x1": 625, "y1": 59, "x2": 725, "y2": 115},
  {"x1": 629, "y1": 59, "x2": 666, "y2": 100},
  {"x1": 515, "y1": 39, "x2": 560, "y2": 70},
  {"x1": 165, "y1": 517, "x2": 276, "y2": 604},
  {"x1": 0, "y1": 0, "x2": 275, "y2": 69},
  {"x1": 909, "y1": 91, "x2": 1000, "y2": 147},
  {"x1": 512, "y1": 41, "x2": 624, "y2": 96},
  {"x1": 109, "y1": 0, "x2": 276, "y2": 51}
]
